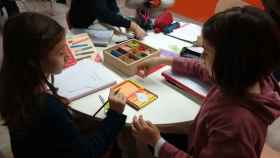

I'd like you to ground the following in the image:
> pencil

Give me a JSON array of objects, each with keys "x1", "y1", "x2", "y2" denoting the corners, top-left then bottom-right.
[
  {"x1": 92, "y1": 89, "x2": 121, "y2": 117},
  {"x1": 93, "y1": 100, "x2": 109, "y2": 117},
  {"x1": 165, "y1": 34, "x2": 200, "y2": 47}
]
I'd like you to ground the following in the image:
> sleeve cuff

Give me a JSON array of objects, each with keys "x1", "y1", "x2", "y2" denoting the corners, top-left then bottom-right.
[
  {"x1": 106, "y1": 109, "x2": 127, "y2": 122},
  {"x1": 123, "y1": 19, "x2": 131, "y2": 29},
  {"x1": 154, "y1": 137, "x2": 166, "y2": 157}
]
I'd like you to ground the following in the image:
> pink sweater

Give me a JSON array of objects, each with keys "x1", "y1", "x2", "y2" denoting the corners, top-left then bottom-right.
[{"x1": 159, "y1": 57, "x2": 280, "y2": 158}]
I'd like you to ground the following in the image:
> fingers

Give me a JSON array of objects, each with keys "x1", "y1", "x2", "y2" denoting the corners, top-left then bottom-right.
[
  {"x1": 133, "y1": 116, "x2": 143, "y2": 131},
  {"x1": 137, "y1": 62, "x2": 150, "y2": 77},
  {"x1": 131, "y1": 116, "x2": 138, "y2": 133},
  {"x1": 109, "y1": 88, "x2": 127, "y2": 104},
  {"x1": 132, "y1": 115, "x2": 152, "y2": 131},
  {"x1": 108, "y1": 88, "x2": 114, "y2": 100},
  {"x1": 146, "y1": 120, "x2": 154, "y2": 127},
  {"x1": 117, "y1": 93, "x2": 127, "y2": 104},
  {"x1": 138, "y1": 115, "x2": 148, "y2": 128}
]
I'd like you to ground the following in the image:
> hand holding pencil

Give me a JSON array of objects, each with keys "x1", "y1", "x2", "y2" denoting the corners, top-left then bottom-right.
[{"x1": 108, "y1": 88, "x2": 127, "y2": 113}]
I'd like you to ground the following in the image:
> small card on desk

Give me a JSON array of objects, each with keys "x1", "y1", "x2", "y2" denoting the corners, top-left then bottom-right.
[
  {"x1": 66, "y1": 33, "x2": 96, "y2": 60},
  {"x1": 111, "y1": 80, "x2": 158, "y2": 110}
]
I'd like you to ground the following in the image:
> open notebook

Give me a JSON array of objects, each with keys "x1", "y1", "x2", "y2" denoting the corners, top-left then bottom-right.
[
  {"x1": 167, "y1": 23, "x2": 202, "y2": 43},
  {"x1": 54, "y1": 59, "x2": 117, "y2": 101}
]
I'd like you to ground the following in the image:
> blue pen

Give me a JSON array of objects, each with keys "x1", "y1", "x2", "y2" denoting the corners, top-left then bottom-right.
[
  {"x1": 93, "y1": 95, "x2": 108, "y2": 117},
  {"x1": 98, "y1": 95, "x2": 105, "y2": 104},
  {"x1": 70, "y1": 44, "x2": 89, "y2": 48}
]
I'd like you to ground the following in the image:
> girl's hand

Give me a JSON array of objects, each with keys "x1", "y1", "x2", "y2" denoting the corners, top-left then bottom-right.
[
  {"x1": 132, "y1": 115, "x2": 161, "y2": 146},
  {"x1": 137, "y1": 57, "x2": 173, "y2": 77},
  {"x1": 108, "y1": 89, "x2": 127, "y2": 113}
]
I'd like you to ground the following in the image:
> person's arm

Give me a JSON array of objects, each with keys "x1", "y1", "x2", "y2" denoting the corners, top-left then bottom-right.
[
  {"x1": 171, "y1": 57, "x2": 211, "y2": 84},
  {"x1": 94, "y1": 0, "x2": 146, "y2": 39},
  {"x1": 94, "y1": 0, "x2": 131, "y2": 28},
  {"x1": 215, "y1": 0, "x2": 249, "y2": 13},
  {"x1": 158, "y1": 109, "x2": 259, "y2": 158},
  {"x1": 44, "y1": 95, "x2": 126, "y2": 158},
  {"x1": 137, "y1": 57, "x2": 211, "y2": 84}
]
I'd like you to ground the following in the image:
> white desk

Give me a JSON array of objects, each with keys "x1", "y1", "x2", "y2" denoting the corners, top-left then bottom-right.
[{"x1": 69, "y1": 30, "x2": 201, "y2": 125}]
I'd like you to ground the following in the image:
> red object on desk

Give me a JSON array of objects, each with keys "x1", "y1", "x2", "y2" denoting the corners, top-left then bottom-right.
[
  {"x1": 154, "y1": 11, "x2": 173, "y2": 33},
  {"x1": 64, "y1": 45, "x2": 77, "y2": 68}
]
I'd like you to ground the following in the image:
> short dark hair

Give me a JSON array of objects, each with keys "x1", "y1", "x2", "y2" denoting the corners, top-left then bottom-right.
[
  {"x1": 0, "y1": 12, "x2": 65, "y2": 128},
  {"x1": 202, "y1": 6, "x2": 280, "y2": 96}
]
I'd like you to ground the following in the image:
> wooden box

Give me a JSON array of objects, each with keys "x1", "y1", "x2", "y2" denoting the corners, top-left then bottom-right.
[{"x1": 103, "y1": 39, "x2": 160, "y2": 76}]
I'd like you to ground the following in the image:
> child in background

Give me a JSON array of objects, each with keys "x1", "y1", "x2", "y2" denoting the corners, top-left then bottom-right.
[
  {"x1": 0, "y1": 12, "x2": 127, "y2": 158},
  {"x1": 133, "y1": 6, "x2": 280, "y2": 158},
  {"x1": 68, "y1": 0, "x2": 146, "y2": 39}
]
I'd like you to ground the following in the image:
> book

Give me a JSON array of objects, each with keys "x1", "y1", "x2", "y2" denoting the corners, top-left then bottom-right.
[
  {"x1": 54, "y1": 59, "x2": 117, "y2": 101},
  {"x1": 66, "y1": 33, "x2": 96, "y2": 60},
  {"x1": 162, "y1": 69, "x2": 209, "y2": 101}
]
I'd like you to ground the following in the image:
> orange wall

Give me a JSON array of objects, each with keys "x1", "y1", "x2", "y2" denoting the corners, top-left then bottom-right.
[{"x1": 171, "y1": 0, "x2": 263, "y2": 22}]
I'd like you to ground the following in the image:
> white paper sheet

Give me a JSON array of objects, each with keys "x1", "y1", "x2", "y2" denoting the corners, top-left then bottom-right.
[
  {"x1": 54, "y1": 59, "x2": 117, "y2": 101},
  {"x1": 168, "y1": 23, "x2": 202, "y2": 43}
]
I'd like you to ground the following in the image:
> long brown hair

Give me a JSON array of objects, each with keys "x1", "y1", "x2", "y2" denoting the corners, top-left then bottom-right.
[{"x1": 0, "y1": 12, "x2": 65, "y2": 128}]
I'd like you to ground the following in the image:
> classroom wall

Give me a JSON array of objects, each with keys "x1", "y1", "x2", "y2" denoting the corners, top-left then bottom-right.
[{"x1": 170, "y1": 0, "x2": 263, "y2": 22}]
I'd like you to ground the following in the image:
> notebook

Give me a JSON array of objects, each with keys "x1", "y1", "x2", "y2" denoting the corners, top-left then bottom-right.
[
  {"x1": 66, "y1": 33, "x2": 97, "y2": 60},
  {"x1": 162, "y1": 69, "x2": 209, "y2": 101},
  {"x1": 142, "y1": 32, "x2": 192, "y2": 53},
  {"x1": 167, "y1": 23, "x2": 202, "y2": 43},
  {"x1": 54, "y1": 59, "x2": 117, "y2": 101}
]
